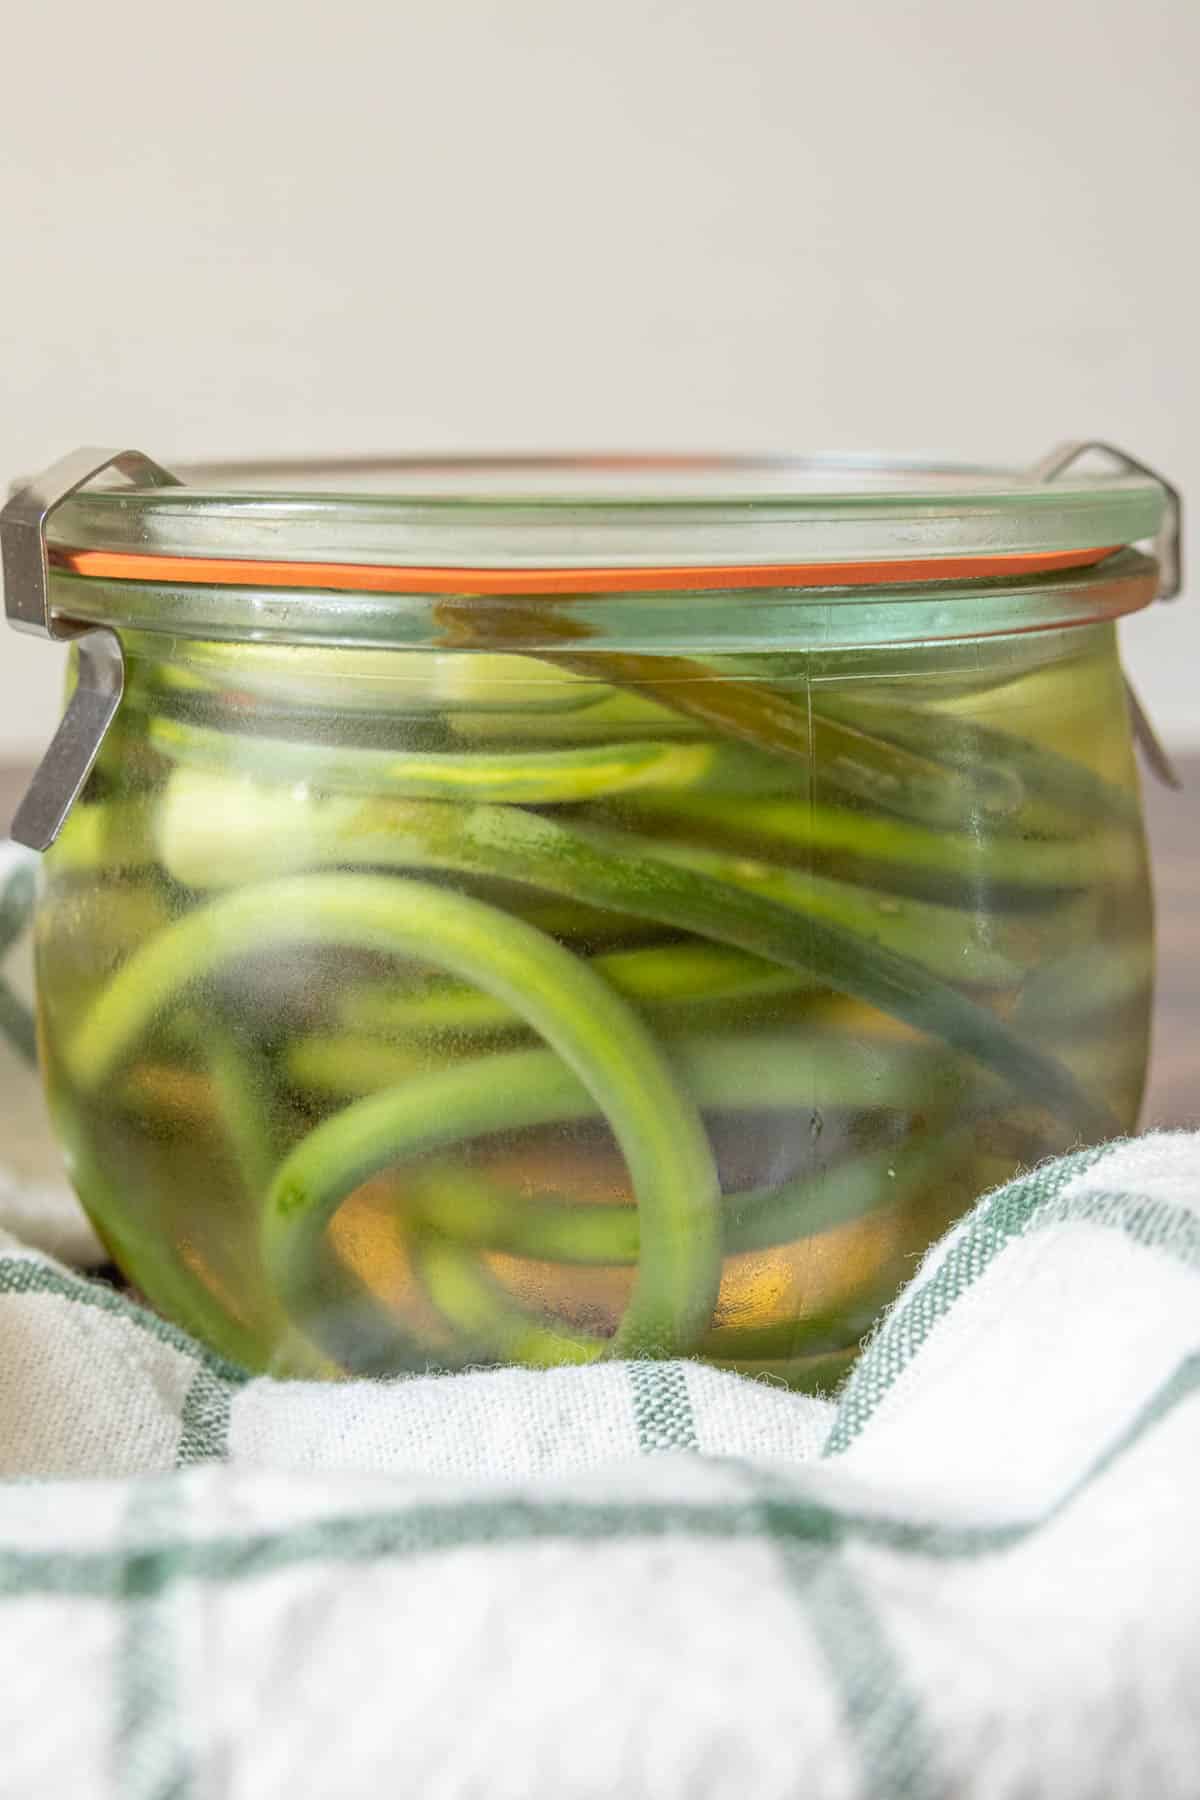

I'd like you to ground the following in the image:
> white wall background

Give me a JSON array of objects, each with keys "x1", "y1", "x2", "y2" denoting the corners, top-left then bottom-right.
[{"x1": 1, "y1": 0, "x2": 1196, "y2": 755}]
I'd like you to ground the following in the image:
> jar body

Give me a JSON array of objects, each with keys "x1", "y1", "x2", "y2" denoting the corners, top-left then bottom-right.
[{"x1": 34, "y1": 618, "x2": 1153, "y2": 1382}]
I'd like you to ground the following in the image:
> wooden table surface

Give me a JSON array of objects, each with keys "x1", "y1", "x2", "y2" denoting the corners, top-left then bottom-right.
[{"x1": 2, "y1": 756, "x2": 1195, "y2": 1128}]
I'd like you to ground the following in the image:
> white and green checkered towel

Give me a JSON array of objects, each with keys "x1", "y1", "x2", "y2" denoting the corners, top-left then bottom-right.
[{"x1": 1, "y1": 844, "x2": 1199, "y2": 1797}]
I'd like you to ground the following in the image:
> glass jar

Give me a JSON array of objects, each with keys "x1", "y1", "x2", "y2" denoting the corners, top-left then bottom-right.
[{"x1": 3, "y1": 451, "x2": 1174, "y2": 1384}]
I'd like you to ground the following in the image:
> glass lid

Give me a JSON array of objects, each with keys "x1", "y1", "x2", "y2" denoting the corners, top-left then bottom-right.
[{"x1": 44, "y1": 452, "x2": 1167, "y2": 593}]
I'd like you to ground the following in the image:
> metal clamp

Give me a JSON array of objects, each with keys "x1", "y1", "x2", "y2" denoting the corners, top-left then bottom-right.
[
  {"x1": 1, "y1": 448, "x2": 180, "y2": 850},
  {"x1": 1033, "y1": 439, "x2": 1183, "y2": 600},
  {"x1": 1034, "y1": 439, "x2": 1184, "y2": 791}
]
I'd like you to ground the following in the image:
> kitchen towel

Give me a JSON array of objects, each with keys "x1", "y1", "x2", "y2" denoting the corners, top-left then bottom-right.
[{"x1": 1, "y1": 842, "x2": 1198, "y2": 1797}]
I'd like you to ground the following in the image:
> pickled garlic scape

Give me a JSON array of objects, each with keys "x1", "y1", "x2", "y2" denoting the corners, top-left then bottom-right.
[{"x1": 36, "y1": 628, "x2": 1152, "y2": 1382}]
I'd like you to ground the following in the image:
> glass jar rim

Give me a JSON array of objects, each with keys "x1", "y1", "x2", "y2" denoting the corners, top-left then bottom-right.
[
  {"x1": 28, "y1": 451, "x2": 1166, "y2": 651},
  {"x1": 46, "y1": 551, "x2": 1159, "y2": 654}
]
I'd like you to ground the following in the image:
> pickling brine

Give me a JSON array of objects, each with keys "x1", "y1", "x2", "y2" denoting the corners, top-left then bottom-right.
[{"x1": 34, "y1": 622, "x2": 1152, "y2": 1382}]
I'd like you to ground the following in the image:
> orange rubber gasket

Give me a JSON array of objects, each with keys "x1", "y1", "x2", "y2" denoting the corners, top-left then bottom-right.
[{"x1": 52, "y1": 543, "x2": 1119, "y2": 596}]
